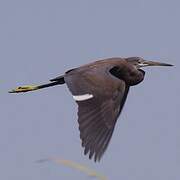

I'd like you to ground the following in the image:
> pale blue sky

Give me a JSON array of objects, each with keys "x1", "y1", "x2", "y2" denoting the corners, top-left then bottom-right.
[{"x1": 0, "y1": 0, "x2": 179, "y2": 180}]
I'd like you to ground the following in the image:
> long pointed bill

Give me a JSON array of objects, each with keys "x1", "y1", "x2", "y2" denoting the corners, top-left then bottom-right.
[{"x1": 140, "y1": 60, "x2": 174, "y2": 67}]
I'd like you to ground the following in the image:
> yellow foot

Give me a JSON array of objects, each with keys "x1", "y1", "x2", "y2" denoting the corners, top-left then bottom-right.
[{"x1": 9, "y1": 85, "x2": 38, "y2": 93}]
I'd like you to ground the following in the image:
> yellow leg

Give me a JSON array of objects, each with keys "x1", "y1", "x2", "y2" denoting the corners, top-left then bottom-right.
[
  {"x1": 9, "y1": 85, "x2": 39, "y2": 93},
  {"x1": 9, "y1": 81, "x2": 61, "y2": 93}
]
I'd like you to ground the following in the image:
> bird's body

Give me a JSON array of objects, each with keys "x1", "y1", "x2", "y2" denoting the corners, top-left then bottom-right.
[
  {"x1": 9, "y1": 57, "x2": 173, "y2": 162},
  {"x1": 63, "y1": 57, "x2": 144, "y2": 86}
]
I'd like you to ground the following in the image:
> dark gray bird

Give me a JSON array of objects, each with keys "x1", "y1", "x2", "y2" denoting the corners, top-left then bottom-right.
[{"x1": 9, "y1": 57, "x2": 173, "y2": 162}]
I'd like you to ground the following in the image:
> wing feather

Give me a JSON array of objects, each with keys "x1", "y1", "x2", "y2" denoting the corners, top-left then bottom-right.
[{"x1": 64, "y1": 66, "x2": 129, "y2": 161}]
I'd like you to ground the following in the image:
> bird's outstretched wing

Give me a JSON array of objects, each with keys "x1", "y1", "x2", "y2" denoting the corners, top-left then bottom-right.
[{"x1": 64, "y1": 68, "x2": 129, "y2": 162}]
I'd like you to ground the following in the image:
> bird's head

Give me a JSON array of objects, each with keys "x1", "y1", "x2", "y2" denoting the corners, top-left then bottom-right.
[{"x1": 125, "y1": 57, "x2": 173, "y2": 69}]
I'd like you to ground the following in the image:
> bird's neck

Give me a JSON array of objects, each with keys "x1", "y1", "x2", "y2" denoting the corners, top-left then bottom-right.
[{"x1": 122, "y1": 67, "x2": 145, "y2": 86}]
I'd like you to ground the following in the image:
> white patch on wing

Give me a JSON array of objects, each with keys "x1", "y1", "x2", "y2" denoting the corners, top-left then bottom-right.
[{"x1": 73, "y1": 93, "x2": 93, "y2": 101}]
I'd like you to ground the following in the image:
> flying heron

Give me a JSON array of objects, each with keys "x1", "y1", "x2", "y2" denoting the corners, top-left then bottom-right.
[{"x1": 9, "y1": 57, "x2": 173, "y2": 162}]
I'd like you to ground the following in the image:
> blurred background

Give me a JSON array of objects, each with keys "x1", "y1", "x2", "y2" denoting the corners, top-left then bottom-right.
[{"x1": 0, "y1": 0, "x2": 179, "y2": 179}]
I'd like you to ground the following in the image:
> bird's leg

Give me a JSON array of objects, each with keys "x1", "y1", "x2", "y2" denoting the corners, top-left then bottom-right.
[
  {"x1": 9, "y1": 81, "x2": 61, "y2": 93},
  {"x1": 9, "y1": 85, "x2": 39, "y2": 93}
]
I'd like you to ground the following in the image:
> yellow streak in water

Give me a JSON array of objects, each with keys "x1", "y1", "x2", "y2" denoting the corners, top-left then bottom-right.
[{"x1": 37, "y1": 157, "x2": 108, "y2": 180}]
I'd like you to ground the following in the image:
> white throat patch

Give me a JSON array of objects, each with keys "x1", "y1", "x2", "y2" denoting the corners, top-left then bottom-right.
[{"x1": 73, "y1": 93, "x2": 93, "y2": 101}]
